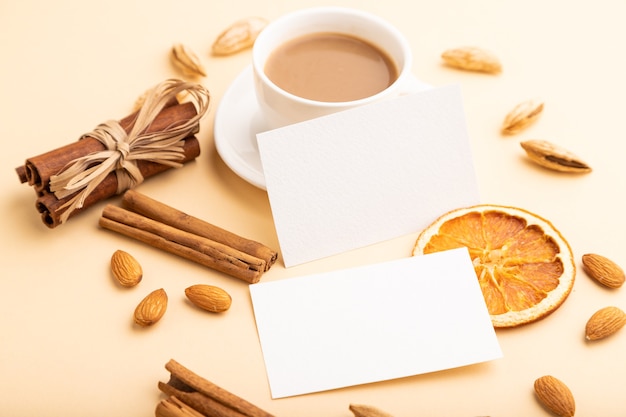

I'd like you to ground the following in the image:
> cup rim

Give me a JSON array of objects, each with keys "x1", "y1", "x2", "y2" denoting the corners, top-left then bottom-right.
[{"x1": 252, "y1": 6, "x2": 413, "y2": 108}]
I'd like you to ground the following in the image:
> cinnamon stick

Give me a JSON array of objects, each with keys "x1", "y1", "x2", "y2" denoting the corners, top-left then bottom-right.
[
  {"x1": 36, "y1": 136, "x2": 200, "y2": 228},
  {"x1": 15, "y1": 165, "x2": 27, "y2": 184},
  {"x1": 100, "y1": 205, "x2": 266, "y2": 283},
  {"x1": 122, "y1": 189, "x2": 277, "y2": 271},
  {"x1": 156, "y1": 396, "x2": 207, "y2": 417},
  {"x1": 158, "y1": 384, "x2": 246, "y2": 417},
  {"x1": 16, "y1": 99, "x2": 191, "y2": 193},
  {"x1": 159, "y1": 359, "x2": 274, "y2": 417}
]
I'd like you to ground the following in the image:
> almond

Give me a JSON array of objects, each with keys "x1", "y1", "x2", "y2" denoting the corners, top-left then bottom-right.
[
  {"x1": 520, "y1": 140, "x2": 591, "y2": 173},
  {"x1": 134, "y1": 288, "x2": 168, "y2": 326},
  {"x1": 582, "y1": 253, "x2": 625, "y2": 289},
  {"x1": 212, "y1": 17, "x2": 268, "y2": 56},
  {"x1": 534, "y1": 375, "x2": 576, "y2": 417},
  {"x1": 441, "y1": 46, "x2": 502, "y2": 74},
  {"x1": 185, "y1": 284, "x2": 232, "y2": 313},
  {"x1": 585, "y1": 306, "x2": 626, "y2": 341},
  {"x1": 111, "y1": 250, "x2": 143, "y2": 287},
  {"x1": 170, "y1": 43, "x2": 207, "y2": 78},
  {"x1": 349, "y1": 404, "x2": 395, "y2": 417},
  {"x1": 502, "y1": 99, "x2": 544, "y2": 135}
]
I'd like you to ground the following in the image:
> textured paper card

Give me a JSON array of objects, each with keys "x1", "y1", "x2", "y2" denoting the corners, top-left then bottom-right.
[
  {"x1": 257, "y1": 85, "x2": 479, "y2": 267},
  {"x1": 249, "y1": 248, "x2": 503, "y2": 399}
]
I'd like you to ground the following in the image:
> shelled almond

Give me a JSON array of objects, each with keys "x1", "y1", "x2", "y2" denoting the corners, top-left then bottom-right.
[
  {"x1": 585, "y1": 306, "x2": 626, "y2": 341},
  {"x1": 111, "y1": 250, "x2": 143, "y2": 287},
  {"x1": 534, "y1": 375, "x2": 576, "y2": 417},
  {"x1": 582, "y1": 253, "x2": 625, "y2": 288},
  {"x1": 185, "y1": 284, "x2": 232, "y2": 313},
  {"x1": 134, "y1": 288, "x2": 168, "y2": 326}
]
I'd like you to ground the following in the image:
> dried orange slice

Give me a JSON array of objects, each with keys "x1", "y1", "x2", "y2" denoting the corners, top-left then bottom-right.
[{"x1": 412, "y1": 204, "x2": 575, "y2": 328}]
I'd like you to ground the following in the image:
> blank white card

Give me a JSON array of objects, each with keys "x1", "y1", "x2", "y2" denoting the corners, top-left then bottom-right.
[
  {"x1": 250, "y1": 248, "x2": 502, "y2": 398},
  {"x1": 257, "y1": 85, "x2": 480, "y2": 267}
]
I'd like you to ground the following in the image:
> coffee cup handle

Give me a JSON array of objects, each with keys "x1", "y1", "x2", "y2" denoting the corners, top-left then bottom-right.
[{"x1": 397, "y1": 74, "x2": 432, "y2": 96}]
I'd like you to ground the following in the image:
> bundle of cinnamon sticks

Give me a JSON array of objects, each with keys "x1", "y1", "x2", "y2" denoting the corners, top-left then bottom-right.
[
  {"x1": 156, "y1": 359, "x2": 274, "y2": 417},
  {"x1": 15, "y1": 80, "x2": 208, "y2": 228},
  {"x1": 99, "y1": 190, "x2": 277, "y2": 283}
]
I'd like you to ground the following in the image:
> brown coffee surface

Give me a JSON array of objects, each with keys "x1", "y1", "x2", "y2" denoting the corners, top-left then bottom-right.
[{"x1": 264, "y1": 32, "x2": 398, "y2": 102}]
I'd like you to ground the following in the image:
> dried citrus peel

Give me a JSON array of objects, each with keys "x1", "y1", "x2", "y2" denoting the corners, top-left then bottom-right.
[{"x1": 412, "y1": 205, "x2": 575, "y2": 328}]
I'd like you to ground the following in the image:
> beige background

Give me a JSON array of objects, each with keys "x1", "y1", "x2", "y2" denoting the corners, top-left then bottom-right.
[{"x1": 1, "y1": 1, "x2": 625, "y2": 416}]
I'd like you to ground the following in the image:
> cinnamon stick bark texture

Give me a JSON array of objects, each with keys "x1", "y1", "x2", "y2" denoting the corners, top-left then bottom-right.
[
  {"x1": 15, "y1": 79, "x2": 210, "y2": 228},
  {"x1": 100, "y1": 205, "x2": 265, "y2": 283},
  {"x1": 15, "y1": 102, "x2": 200, "y2": 227},
  {"x1": 156, "y1": 396, "x2": 206, "y2": 417},
  {"x1": 121, "y1": 189, "x2": 277, "y2": 270},
  {"x1": 17, "y1": 100, "x2": 194, "y2": 192},
  {"x1": 99, "y1": 191, "x2": 277, "y2": 282},
  {"x1": 158, "y1": 386, "x2": 246, "y2": 417},
  {"x1": 157, "y1": 359, "x2": 274, "y2": 417},
  {"x1": 35, "y1": 136, "x2": 200, "y2": 228}
]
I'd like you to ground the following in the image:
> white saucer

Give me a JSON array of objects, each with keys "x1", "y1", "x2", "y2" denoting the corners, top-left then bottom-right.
[
  {"x1": 214, "y1": 65, "x2": 269, "y2": 189},
  {"x1": 214, "y1": 65, "x2": 431, "y2": 190}
]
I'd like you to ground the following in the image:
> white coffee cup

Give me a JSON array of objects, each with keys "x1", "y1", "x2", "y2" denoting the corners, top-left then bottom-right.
[{"x1": 252, "y1": 7, "x2": 420, "y2": 130}]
